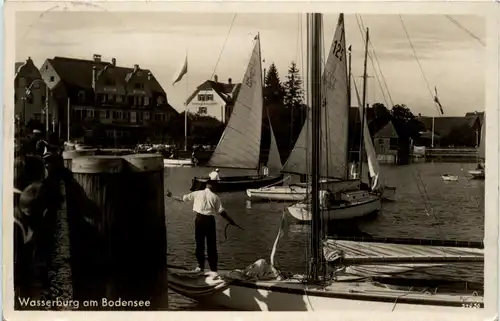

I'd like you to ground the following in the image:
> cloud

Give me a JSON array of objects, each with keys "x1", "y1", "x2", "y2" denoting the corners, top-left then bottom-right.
[{"x1": 15, "y1": 12, "x2": 485, "y2": 116}]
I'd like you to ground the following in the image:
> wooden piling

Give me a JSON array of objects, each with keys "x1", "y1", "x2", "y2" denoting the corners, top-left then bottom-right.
[
  {"x1": 62, "y1": 149, "x2": 97, "y2": 170},
  {"x1": 67, "y1": 154, "x2": 167, "y2": 309}
]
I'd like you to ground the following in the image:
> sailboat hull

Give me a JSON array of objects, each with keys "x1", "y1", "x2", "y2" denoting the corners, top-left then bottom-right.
[
  {"x1": 167, "y1": 269, "x2": 483, "y2": 311},
  {"x1": 246, "y1": 185, "x2": 309, "y2": 201},
  {"x1": 190, "y1": 175, "x2": 284, "y2": 193},
  {"x1": 164, "y1": 158, "x2": 193, "y2": 167},
  {"x1": 287, "y1": 193, "x2": 381, "y2": 221}
]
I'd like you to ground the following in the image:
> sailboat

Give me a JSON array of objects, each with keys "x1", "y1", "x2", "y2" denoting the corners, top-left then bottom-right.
[
  {"x1": 285, "y1": 14, "x2": 380, "y2": 221},
  {"x1": 189, "y1": 35, "x2": 284, "y2": 193},
  {"x1": 246, "y1": 24, "x2": 395, "y2": 204},
  {"x1": 167, "y1": 14, "x2": 483, "y2": 311},
  {"x1": 468, "y1": 116, "x2": 485, "y2": 179}
]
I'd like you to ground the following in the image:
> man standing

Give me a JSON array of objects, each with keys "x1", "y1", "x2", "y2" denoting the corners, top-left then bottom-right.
[
  {"x1": 208, "y1": 168, "x2": 220, "y2": 181},
  {"x1": 169, "y1": 180, "x2": 238, "y2": 272}
]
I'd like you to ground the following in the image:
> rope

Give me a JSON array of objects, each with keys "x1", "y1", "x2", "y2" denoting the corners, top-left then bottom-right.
[
  {"x1": 209, "y1": 13, "x2": 237, "y2": 81},
  {"x1": 355, "y1": 15, "x2": 394, "y2": 108},
  {"x1": 445, "y1": 15, "x2": 485, "y2": 47},
  {"x1": 398, "y1": 15, "x2": 440, "y2": 114}
]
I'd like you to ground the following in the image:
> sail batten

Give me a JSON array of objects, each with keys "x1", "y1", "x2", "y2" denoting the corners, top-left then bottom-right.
[
  {"x1": 208, "y1": 37, "x2": 264, "y2": 170},
  {"x1": 281, "y1": 14, "x2": 349, "y2": 179}
]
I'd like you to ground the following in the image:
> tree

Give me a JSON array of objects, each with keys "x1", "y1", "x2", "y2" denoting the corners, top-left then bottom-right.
[
  {"x1": 283, "y1": 61, "x2": 306, "y2": 151},
  {"x1": 264, "y1": 63, "x2": 284, "y2": 104}
]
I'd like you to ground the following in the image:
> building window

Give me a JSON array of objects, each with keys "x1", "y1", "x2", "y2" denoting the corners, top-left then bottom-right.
[
  {"x1": 106, "y1": 111, "x2": 110, "y2": 119},
  {"x1": 198, "y1": 94, "x2": 205, "y2": 101},
  {"x1": 144, "y1": 112, "x2": 150, "y2": 120},
  {"x1": 206, "y1": 94, "x2": 214, "y2": 101},
  {"x1": 33, "y1": 82, "x2": 40, "y2": 89},
  {"x1": 49, "y1": 76, "x2": 55, "y2": 82},
  {"x1": 99, "y1": 94, "x2": 107, "y2": 104},
  {"x1": 108, "y1": 94, "x2": 115, "y2": 103},
  {"x1": 116, "y1": 95, "x2": 123, "y2": 103},
  {"x1": 105, "y1": 79, "x2": 115, "y2": 86},
  {"x1": 134, "y1": 83, "x2": 144, "y2": 89},
  {"x1": 41, "y1": 96, "x2": 46, "y2": 104},
  {"x1": 198, "y1": 107, "x2": 207, "y2": 114},
  {"x1": 128, "y1": 96, "x2": 134, "y2": 107},
  {"x1": 144, "y1": 96, "x2": 150, "y2": 106},
  {"x1": 34, "y1": 113, "x2": 41, "y2": 121}
]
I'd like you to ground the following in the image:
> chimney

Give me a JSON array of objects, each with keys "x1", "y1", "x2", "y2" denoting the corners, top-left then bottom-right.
[
  {"x1": 134, "y1": 64, "x2": 139, "y2": 72},
  {"x1": 92, "y1": 66, "x2": 97, "y2": 88},
  {"x1": 214, "y1": 74, "x2": 218, "y2": 83},
  {"x1": 148, "y1": 72, "x2": 152, "y2": 81},
  {"x1": 111, "y1": 58, "x2": 116, "y2": 66},
  {"x1": 228, "y1": 78, "x2": 232, "y2": 85},
  {"x1": 93, "y1": 54, "x2": 102, "y2": 62}
]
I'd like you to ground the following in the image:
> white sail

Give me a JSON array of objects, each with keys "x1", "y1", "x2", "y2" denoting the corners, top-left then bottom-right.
[
  {"x1": 208, "y1": 36, "x2": 264, "y2": 169},
  {"x1": 352, "y1": 78, "x2": 381, "y2": 190},
  {"x1": 479, "y1": 115, "x2": 485, "y2": 160},
  {"x1": 281, "y1": 14, "x2": 349, "y2": 180},
  {"x1": 266, "y1": 117, "x2": 282, "y2": 174}
]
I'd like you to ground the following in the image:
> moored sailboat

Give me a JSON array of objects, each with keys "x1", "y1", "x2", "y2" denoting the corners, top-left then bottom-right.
[
  {"x1": 190, "y1": 35, "x2": 284, "y2": 192},
  {"x1": 286, "y1": 16, "x2": 381, "y2": 221},
  {"x1": 167, "y1": 14, "x2": 483, "y2": 311}
]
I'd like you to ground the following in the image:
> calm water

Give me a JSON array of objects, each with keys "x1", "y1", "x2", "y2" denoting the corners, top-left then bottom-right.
[{"x1": 166, "y1": 161, "x2": 484, "y2": 310}]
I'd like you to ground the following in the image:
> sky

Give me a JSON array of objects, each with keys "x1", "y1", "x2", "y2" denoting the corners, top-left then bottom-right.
[{"x1": 15, "y1": 12, "x2": 485, "y2": 116}]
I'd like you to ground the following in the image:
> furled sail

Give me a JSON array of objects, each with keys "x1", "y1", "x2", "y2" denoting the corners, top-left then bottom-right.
[
  {"x1": 208, "y1": 36, "x2": 264, "y2": 169},
  {"x1": 281, "y1": 14, "x2": 349, "y2": 180},
  {"x1": 352, "y1": 77, "x2": 381, "y2": 191}
]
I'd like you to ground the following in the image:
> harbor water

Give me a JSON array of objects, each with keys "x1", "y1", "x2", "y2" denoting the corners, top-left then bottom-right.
[
  {"x1": 17, "y1": 161, "x2": 484, "y2": 310},
  {"x1": 166, "y1": 161, "x2": 484, "y2": 310}
]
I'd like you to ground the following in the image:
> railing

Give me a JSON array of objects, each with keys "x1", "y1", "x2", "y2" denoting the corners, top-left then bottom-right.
[{"x1": 424, "y1": 147, "x2": 478, "y2": 158}]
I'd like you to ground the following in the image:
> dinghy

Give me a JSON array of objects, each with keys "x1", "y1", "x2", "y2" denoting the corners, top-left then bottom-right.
[
  {"x1": 164, "y1": 158, "x2": 193, "y2": 167},
  {"x1": 441, "y1": 174, "x2": 459, "y2": 181},
  {"x1": 190, "y1": 34, "x2": 283, "y2": 192}
]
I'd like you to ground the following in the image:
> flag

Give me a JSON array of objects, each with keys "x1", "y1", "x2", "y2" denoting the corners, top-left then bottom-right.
[
  {"x1": 348, "y1": 45, "x2": 352, "y2": 53},
  {"x1": 172, "y1": 55, "x2": 188, "y2": 86},
  {"x1": 434, "y1": 86, "x2": 444, "y2": 115},
  {"x1": 254, "y1": 33, "x2": 259, "y2": 40}
]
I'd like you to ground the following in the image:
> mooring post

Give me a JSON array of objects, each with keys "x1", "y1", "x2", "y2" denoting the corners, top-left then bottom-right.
[{"x1": 67, "y1": 154, "x2": 167, "y2": 310}]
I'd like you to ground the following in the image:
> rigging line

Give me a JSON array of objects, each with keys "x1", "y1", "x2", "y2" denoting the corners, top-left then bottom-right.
[
  {"x1": 295, "y1": 13, "x2": 302, "y2": 63},
  {"x1": 356, "y1": 14, "x2": 393, "y2": 107},
  {"x1": 359, "y1": 15, "x2": 394, "y2": 107},
  {"x1": 398, "y1": 15, "x2": 439, "y2": 113},
  {"x1": 445, "y1": 15, "x2": 485, "y2": 47},
  {"x1": 210, "y1": 13, "x2": 238, "y2": 80}
]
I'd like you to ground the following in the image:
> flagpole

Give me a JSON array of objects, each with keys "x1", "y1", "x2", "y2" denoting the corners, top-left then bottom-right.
[
  {"x1": 184, "y1": 49, "x2": 188, "y2": 151},
  {"x1": 431, "y1": 116, "x2": 435, "y2": 148}
]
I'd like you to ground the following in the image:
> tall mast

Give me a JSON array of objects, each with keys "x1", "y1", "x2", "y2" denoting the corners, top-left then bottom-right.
[
  {"x1": 309, "y1": 12, "x2": 323, "y2": 281},
  {"x1": 358, "y1": 28, "x2": 369, "y2": 181},
  {"x1": 346, "y1": 44, "x2": 352, "y2": 179}
]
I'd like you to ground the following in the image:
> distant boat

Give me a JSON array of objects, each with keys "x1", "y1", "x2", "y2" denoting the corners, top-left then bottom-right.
[
  {"x1": 189, "y1": 35, "x2": 284, "y2": 193},
  {"x1": 164, "y1": 158, "x2": 193, "y2": 167},
  {"x1": 441, "y1": 174, "x2": 459, "y2": 181},
  {"x1": 468, "y1": 117, "x2": 485, "y2": 179}
]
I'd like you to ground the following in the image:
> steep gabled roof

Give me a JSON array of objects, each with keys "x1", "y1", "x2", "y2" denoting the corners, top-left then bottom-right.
[
  {"x1": 185, "y1": 80, "x2": 241, "y2": 105},
  {"x1": 48, "y1": 56, "x2": 166, "y2": 94},
  {"x1": 374, "y1": 120, "x2": 399, "y2": 139},
  {"x1": 417, "y1": 116, "x2": 478, "y2": 138}
]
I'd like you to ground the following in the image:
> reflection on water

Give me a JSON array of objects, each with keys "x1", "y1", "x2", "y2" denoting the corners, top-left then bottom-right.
[{"x1": 166, "y1": 162, "x2": 484, "y2": 309}]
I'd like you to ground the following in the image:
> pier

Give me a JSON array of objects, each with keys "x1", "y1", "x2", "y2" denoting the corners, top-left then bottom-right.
[{"x1": 414, "y1": 147, "x2": 478, "y2": 161}]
